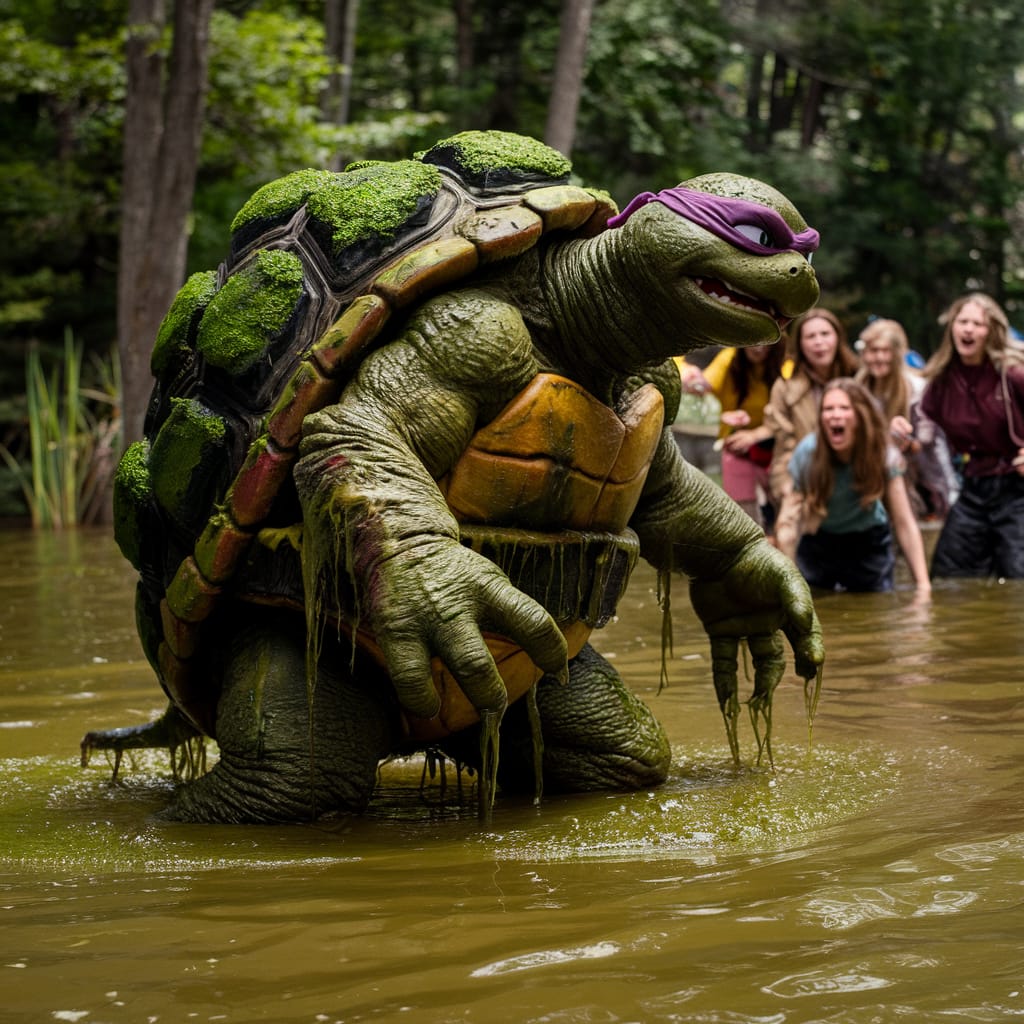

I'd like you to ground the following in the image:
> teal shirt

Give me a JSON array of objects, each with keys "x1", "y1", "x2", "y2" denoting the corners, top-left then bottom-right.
[{"x1": 788, "y1": 433, "x2": 903, "y2": 534}]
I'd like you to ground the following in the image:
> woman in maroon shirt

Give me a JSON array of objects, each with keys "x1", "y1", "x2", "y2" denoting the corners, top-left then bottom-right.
[{"x1": 920, "y1": 292, "x2": 1024, "y2": 578}]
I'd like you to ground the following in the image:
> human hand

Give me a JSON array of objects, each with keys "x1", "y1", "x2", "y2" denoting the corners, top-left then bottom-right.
[
  {"x1": 679, "y1": 363, "x2": 711, "y2": 395},
  {"x1": 721, "y1": 409, "x2": 751, "y2": 429},
  {"x1": 890, "y1": 415, "x2": 917, "y2": 452},
  {"x1": 1013, "y1": 448, "x2": 1024, "y2": 475},
  {"x1": 723, "y1": 428, "x2": 756, "y2": 454}
]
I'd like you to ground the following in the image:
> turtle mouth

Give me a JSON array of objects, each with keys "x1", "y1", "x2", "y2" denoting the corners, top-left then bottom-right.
[{"x1": 693, "y1": 276, "x2": 790, "y2": 329}]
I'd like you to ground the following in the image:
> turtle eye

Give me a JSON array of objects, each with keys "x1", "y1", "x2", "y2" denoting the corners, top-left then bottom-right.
[{"x1": 736, "y1": 223, "x2": 772, "y2": 247}]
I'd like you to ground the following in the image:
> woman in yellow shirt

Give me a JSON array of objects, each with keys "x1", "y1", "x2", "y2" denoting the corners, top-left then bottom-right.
[{"x1": 679, "y1": 342, "x2": 786, "y2": 527}]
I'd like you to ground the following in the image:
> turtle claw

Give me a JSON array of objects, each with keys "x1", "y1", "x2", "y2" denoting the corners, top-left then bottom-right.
[
  {"x1": 709, "y1": 636, "x2": 742, "y2": 764},
  {"x1": 746, "y1": 632, "x2": 786, "y2": 768},
  {"x1": 81, "y1": 703, "x2": 205, "y2": 783},
  {"x1": 710, "y1": 632, "x2": 787, "y2": 767}
]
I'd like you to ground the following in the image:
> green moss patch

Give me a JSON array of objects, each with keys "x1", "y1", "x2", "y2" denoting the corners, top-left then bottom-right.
[
  {"x1": 195, "y1": 249, "x2": 305, "y2": 376},
  {"x1": 231, "y1": 168, "x2": 339, "y2": 234},
  {"x1": 148, "y1": 398, "x2": 228, "y2": 528},
  {"x1": 305, "y1": 160, "x2": 442, "y2": 259},
  {"x1": 112, "y1": 439, "x2": 152, "y2": 569},
  {"x1": 151, "y1": 271, "x2": 219, "y2": 378},
  {"x1": 420, "y1": 131, "x2": 572, "y2": 187}
]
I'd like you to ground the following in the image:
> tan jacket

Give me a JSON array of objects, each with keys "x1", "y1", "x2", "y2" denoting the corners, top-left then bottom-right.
[{"x1": 764, "y1": 370, "x2": 823, "y2": 501}]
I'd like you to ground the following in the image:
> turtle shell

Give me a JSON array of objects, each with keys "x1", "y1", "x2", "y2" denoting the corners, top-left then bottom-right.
[{"x1": 112, "y1": 130, "x2": 617, "y2": 736}]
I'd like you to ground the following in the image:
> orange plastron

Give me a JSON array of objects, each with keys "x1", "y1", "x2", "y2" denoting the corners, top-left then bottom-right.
[{"x1": 439, "y1": 372, "x2": 665, "y2": 532}]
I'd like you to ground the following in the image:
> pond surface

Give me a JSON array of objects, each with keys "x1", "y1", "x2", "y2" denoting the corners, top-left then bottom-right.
[{"x1": 2, "y1": 526, "x2": 1023, "y2": 1023}]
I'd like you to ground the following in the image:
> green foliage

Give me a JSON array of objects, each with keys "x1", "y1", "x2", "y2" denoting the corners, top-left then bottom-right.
[
  {"x1": 576, "y1": 0, "x2": 738, "y2": 195},
  {"x1": 796, "y1": 0, "x2": 1024, "y2": 347},
  {"x1": 0, "y1": 330, "x2": 120, "y2": 527}
]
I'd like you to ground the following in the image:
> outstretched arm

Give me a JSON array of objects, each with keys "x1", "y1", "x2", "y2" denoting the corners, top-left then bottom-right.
[
  {"x1": 293, "y1": 291, "x2": 568, "y2": 721},
  {"x1": 631, "y1": 433, "x2": 824, "y2": 757},
  {"x1": 884, "y1": 475, "x2": 931, "y2": 594}
]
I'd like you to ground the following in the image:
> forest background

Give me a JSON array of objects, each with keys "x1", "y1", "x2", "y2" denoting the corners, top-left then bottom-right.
[{"x1": 1, "y1": 0, "x2": 1022, "y2": 522}]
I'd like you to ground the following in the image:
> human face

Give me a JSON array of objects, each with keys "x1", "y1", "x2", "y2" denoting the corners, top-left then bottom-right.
[
  {"x1": 799, "y1": 316, "x2": 839, "y2": 377},
  {"x1": 951, "y1": 300, "x2": 989, "y2": 366},
  {"x1": 863, "y1": 339, "x2": 894, "y2": 381},
  {"x1": 745, "y1": 343, "x2": 771, "y2": 363},
  {"x1": 821, "y1": 388, "x2": 857, "y2": 461}
]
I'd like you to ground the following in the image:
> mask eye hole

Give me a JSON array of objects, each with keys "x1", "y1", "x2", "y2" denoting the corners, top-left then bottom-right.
[{"x1": 736, "y1": 223, "x2": 772, "y2": 246}]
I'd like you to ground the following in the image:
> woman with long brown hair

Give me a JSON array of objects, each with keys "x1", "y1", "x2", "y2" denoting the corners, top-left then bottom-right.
[
  {"x1": 777, "y1": 378, "x2": 930, "y2": 594},
  {"x1": 765, "y1": 307, "x2": 860, "y2": 503}
]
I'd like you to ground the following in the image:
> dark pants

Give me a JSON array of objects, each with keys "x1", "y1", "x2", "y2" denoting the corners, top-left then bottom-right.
[
  {"x1": 796, "y1": 523, "x2": 895, "y2": 592},
  {"x1": 931, "y1": 473, "x2": 1024, "y2": 579}
]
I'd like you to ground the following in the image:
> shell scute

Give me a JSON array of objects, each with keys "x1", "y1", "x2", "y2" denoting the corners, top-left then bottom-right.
[
  {"x1": 310, "y1": 293, "x2": 391, "y2": 378},
  {"x1": 266, "y1": 359, "x2": 340, "y2": 451},
  {"x1": 165, "y1": 555, "x2": 221, "y2": 623},
  {"x1": 226, "y1": 437, "x2": 296, "y2": 528},
  {"x1": 457, "y1": 205, "x2": 543, "y2": 263},
  {"x1": 371, "y1": 236, "x2": 479, "y2": 309},
  {"x1": 522, "y1": 186, "x2": 598, "y2": 233},
  {"x1": 193, "y1": 510, "x2": 253, "y2": 586}
]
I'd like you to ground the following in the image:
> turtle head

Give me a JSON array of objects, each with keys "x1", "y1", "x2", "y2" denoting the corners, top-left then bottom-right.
[{"x1": 605, "y1": 173, "x2": 820, "y2": 356}]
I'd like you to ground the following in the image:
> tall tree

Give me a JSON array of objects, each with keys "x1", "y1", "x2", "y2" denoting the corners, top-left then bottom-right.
[
  {"x1": 321, "y1": 0, "x2": 360, "y2": 169},
  {"x1": 118, "y1": 0, "x2": 214, "y2": 446},
  {"x1": 543, "y1": 0, "x2": 596, "y2": 157}
]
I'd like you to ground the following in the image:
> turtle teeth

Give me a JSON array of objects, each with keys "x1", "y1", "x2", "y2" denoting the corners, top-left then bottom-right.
[{"x1": 693, "y1": 276, "x2": 777, "y2": 317}]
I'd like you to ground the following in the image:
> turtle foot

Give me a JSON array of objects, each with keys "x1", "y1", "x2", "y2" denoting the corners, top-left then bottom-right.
[{"x1": 80, "y1": 703, "x2": 205, "y2": 782}]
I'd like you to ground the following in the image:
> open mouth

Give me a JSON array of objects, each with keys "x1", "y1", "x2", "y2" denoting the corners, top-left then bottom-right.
[{"x1": 693, "y1": 276, "x2": 789, "y2": 328}]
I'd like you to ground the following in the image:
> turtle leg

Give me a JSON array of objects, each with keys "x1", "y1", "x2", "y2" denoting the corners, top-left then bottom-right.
[
  {"x1": 165, "y1": 608, "x2": 400, "y2": 824},
  {"x1": 456, "y1": 643, "x2": 671, "y2": 797}
]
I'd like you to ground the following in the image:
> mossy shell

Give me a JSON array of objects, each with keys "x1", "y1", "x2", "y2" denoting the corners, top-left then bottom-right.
[{"x1": 113, "y1": 130, "x2": 617, "y2": 737}]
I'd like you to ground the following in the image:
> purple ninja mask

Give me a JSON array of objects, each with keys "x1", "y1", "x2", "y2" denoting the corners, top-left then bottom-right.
[{"x1": 606, "y1": 186, "x2": 819, "y2": 259}]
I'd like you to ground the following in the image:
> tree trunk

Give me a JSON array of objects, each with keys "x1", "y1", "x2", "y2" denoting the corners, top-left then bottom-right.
[
  {"x1": 117, "y1": 0, "x2": 214, "y2": 448},
  {"x1": 322, "y1": 0, "x2": 360, "y2": 169},
  {"x1": 543, "y1": 0, "x2": 596, "y2": 158}
]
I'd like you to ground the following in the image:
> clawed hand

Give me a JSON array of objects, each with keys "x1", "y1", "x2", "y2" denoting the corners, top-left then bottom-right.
[
  {"x1": 688, "y1": 540, "x2": 824, "y2": 764},
  {"x1": 364, "y1": 539, "x2": 569, "y2": 721}
]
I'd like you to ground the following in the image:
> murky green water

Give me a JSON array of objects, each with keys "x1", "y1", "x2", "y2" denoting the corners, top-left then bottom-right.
[{"x1": 2, "y1": 527, "x2": 1023, "y2": 1022}]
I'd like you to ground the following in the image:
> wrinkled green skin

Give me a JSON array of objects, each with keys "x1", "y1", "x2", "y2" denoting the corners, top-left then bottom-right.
[{"x1": 102, "y1": 176, "x2": 825, "y2": 823}]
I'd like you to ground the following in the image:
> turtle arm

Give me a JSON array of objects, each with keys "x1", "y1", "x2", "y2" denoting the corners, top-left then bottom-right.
[
  {"x1": 631, "y1": 432, "x2": 823, "y2": 730},
  {"x1": 294, "y1": 290, "x2": 569, "y2": 721},
  {"x1": 631, "y1": 430, "x2": 765, "y2": 578}
]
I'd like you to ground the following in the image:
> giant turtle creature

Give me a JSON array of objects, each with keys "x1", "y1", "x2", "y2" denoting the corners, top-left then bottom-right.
[{"x1": 83, "y1": 130, "x2": 825, "y2": 823}]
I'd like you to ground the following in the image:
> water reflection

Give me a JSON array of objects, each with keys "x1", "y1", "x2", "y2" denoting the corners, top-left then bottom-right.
[{"x1": 2, "y1": 527, "x2": 1024, "y2": 1023}]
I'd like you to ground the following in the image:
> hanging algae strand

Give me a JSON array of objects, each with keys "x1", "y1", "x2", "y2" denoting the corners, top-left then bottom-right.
[
  {"x1": 477, "y1": 708, "x2": 502, "y2": 822},
  {"x1": 525, "y1": 683, "x2": 545, "y2": 807},
  {"x1": 805, "y1": 662, "x2": 824, "y2": 747},
  {"x1": 656, "y1": 564, "x2": 674, "y2": 693}
]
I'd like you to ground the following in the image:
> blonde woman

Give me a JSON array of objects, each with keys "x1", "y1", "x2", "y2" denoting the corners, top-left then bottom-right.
[
  {"x1": 855, "y1": 318, "x2": 957, "y2": 518},
  {"x1": 920, "y1": 293, "x2": 1024, "y2": 578},
  {"x1": 777, "y1": 378, "x2": 930, "y2": 594}
]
